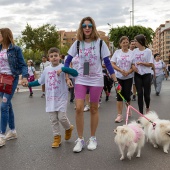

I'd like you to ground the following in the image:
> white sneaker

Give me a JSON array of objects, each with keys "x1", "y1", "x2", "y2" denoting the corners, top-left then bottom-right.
[
  {"x1": 84, "y1": 105, "x2": 90, "y2": 112},
  {"x1": 0, "y1": 137, "x2": 5, "y2": 147},
  {"x1": 98, "y1": 104, "x2": 100, "y2": 108},
  {"x1": 87, "y1": 137, "x2": 97, "y2": 150},
  {"x1": 73, "y1": 138, "x2": 85, "y2": 152},
  {"x1": 5, "y1": 130, "x2": 17, "y2": 141}
]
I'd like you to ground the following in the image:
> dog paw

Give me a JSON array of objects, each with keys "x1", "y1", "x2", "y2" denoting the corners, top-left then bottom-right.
[
  {"x1": 163, "y1": 150, "x2": 168, "y2": 154},
  {"x1": 136, "y1": 154, "x2": 140, "y2": 158},
  {"x1": 127, "y1": 155, "x2": 131, "y2": 160},
  {"x1": 120, "y1": 156, "x2": 124, "y2": 160},
  {"x1": 153, "y1": 144, "x2": 158, "y2": 148}
]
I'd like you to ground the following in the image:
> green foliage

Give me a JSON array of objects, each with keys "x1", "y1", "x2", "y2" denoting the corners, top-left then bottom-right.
[
  {"x1": 108, "y1": 25, "x2": 155, "y2": 48},
  {"x1": 60, "y1": 45, "x2": 70, "y2": 55},
  {"x1": 22, "y1": 49, "x2": 44, "y2": 66},
  {"x1": 21, "y1": 24, "x2": 59, "y2": 55}
]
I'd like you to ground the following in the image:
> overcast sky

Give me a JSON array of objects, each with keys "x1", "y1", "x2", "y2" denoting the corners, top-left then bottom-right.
[{"x1": 0, "y1": 0, "x2": 170, "y2": 38}]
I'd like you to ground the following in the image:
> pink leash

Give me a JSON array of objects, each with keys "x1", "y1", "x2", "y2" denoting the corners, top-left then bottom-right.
[{"x1": 118, "y1": 92, "x2": 156, "y2": 128}]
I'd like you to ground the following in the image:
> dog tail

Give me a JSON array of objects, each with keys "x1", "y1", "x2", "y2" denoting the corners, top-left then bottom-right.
[{"x1": 138, "y1": 111, "x2": 158, "y2": 127}]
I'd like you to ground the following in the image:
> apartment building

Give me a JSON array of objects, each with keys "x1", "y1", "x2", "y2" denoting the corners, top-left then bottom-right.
[
  {"x1": 152, "y1": 20, "x2": 170, "y2": 61},
  {"x1": 58, "y1": 30, "x2": 109, "y2": 48}
]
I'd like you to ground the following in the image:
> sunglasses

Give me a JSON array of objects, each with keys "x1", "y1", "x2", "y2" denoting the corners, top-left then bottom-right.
[{"x1": 82, "y1": 23, "x2": 93, "y2": 28}]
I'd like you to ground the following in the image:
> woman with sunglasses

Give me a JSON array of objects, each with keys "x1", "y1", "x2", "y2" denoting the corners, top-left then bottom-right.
[
  {"x1": 65, "y1": 16, "x2": 120, "y2": 153},
  {"x1": 132, "y1": 34, "x2": 153, "y2": 114}
]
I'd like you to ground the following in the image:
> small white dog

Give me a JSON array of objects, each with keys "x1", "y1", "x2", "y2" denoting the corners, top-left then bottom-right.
[
  {"x1": 138, "y1": 111, "x2": 170, "y2": 153},
  {"x1": 114, "y1": 121, "x2": 145, "y2": 160}
]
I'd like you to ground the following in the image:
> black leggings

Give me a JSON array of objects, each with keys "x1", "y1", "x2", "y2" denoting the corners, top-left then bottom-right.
[
  {"x1": 134, "y1": 73, "x2": 151, "y2": 114},
  {"x1": 103, "y1": 75, "x2": 113, "y2": 93},
  {"x1": 117, "y1": 78, "x2": 133, "y2": 102}
]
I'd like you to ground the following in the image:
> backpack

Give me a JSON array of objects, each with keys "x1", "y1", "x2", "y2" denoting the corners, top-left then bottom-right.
[{"x1": 77, "y1": 40, "x2": 103, "y2": 65}]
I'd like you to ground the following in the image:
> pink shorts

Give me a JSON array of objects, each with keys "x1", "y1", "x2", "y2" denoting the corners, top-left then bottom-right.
[{"x1": 75, "y1": 84, "x2": 103, "y2": 103}]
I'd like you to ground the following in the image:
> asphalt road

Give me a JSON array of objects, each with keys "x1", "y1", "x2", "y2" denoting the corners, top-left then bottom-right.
[{"x1": 0, "y1": 80, "x2": 170, "y2": 170}]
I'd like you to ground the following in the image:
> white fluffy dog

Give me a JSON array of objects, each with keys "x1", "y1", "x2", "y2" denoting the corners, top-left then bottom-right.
[
  {"x1": 114, "y1": 121, "x2": 145, "y2": 160},
  {"x1": 138, "y1": 111, "x2": 170, "y2": 153}
]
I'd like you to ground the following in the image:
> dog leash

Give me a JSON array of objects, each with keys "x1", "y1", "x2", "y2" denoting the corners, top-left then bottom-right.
[{"x1": 117, "y1": 91, "x2": 156, "y2": 128}]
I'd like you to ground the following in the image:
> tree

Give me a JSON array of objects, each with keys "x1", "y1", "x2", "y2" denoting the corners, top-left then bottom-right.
[
  {"x1": 108, "y1": 25, "x2": 155, "y2": 48},
  {"x1": 60, "y1": 45, "x2": 70, "y2": 55},
  {"x1": 21, "y1": 24, "x2": 59, "y2": 55}
]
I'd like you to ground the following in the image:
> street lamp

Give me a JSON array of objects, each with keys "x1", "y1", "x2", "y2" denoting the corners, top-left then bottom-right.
[
  {"x1": 107, "y1": 23, "x2": 111, "y2": 27},
  {"x1": 132, "y1": 0, "x2": 134, "y2": 26},
  {"x1": 130, "y1": 11, "x2": 132, "y2": 26},
  {"x1": 107, "y1": 23, "x2": 114, "y2": 54}
]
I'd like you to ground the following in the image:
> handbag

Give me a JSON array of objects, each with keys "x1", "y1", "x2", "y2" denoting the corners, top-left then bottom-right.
[{"x1": 0, "y1": 73, "x2": 14, "y2": 94}]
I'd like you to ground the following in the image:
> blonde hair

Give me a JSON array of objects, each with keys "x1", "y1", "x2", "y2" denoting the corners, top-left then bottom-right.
[
  {"x1": 76, "y1": 16, "x2": 100, "y2": 41},
  {"x1": 0, "y1": 28, "x2": 15, "y2": 46}
]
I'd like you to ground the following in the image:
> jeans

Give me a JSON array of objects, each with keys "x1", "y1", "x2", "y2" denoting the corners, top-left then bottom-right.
[
  {"x1": 153, "y1": 74, "x2": 164, "y2": 93},
  {"x1": 0, "y1": 76, "x2": 19, "y2": 134}
]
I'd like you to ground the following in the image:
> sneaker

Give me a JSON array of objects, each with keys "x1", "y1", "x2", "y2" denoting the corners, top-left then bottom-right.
[
  {"x1": 73, "y1": 138, "x2": 85, "y2": 152},
  {"x1": 0, "y1": 137, "x2": 5, "y2": 147},
  {"x1": 65, "y1": 125, "x2": 74, "y2": 140},
  {"x1": 29, "y1": 92, "x2": 33, "y2": 97},
  {"x1": 105, "y1": 96, "x2": 109, "y2": 102},
  {"x1": 146, "y1": 108, "x2": 150, "y2": 114},
  {"x1": 156, "y1": 92, "x2": 159, "y2": 96},
  {"x1": 70, "y1": 99, "x2": 74, "y2": 103},
  {"x1": 41, "y1": 94, "x2": 45, "y2": 98},
  {"x1": 132, "y1": 95, "x2": 136, "y2": 101},
  {"x1": 5, "y1": 130, "x2": 17, "y2": 141},
  {"x1": 115, "y1": 114, "x2": 123, "y2": 123},
  {"x1": 98, "y1": 103, "x2": 100, "y2": 108},
  {"x1": 87, "y1": 137, "x2": 97, "y2": 151},
  {"x1": 52, "y1": 135, "x2": 61, "y2": 148},
  {"x1": 84, "y1": 105, "x2": 90, "y2": 112}
]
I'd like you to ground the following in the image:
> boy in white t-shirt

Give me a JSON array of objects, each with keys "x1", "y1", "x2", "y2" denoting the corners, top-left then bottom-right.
[{"x1": 25, "y1": 47, "x2": 78, "y2": 148}]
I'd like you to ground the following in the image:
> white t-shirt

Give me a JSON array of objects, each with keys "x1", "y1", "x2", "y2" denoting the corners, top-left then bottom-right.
[
  {"x1": 111, "y1": 49, "x2": 133, "y2": 80},
  {"x1": 132, "y1": 48, "x2": 153, "y2": 75},
  {"x1": 38, "y1": 64, "x2": 68, "y2": 113},
  {"x1": 28, "y1": 66, "x2": 35, "y2": 76},
  {"x1": 0, "y1": 49, "x2": 12, "y2": 75},
  {"x1": 40, "y1": 61, "x2": 50, "y2": 74},
  {"x1": 154, "y1": 60, "x2": 165, "y2": 76},
  {"x1": 68, "y1": 39, "x2": 110, "y2": 86}
]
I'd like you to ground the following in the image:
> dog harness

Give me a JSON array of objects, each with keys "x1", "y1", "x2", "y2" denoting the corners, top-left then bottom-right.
[{"x1": 128, "y1": 125, "x2": 143, "y2": 143}]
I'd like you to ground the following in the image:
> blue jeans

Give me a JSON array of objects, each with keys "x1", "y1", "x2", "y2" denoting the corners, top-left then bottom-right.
[{"x1": 0, "y1": 76, "x2": 19, "y2": 134}]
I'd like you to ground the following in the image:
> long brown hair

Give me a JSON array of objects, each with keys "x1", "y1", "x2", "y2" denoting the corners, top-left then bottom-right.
[
  {"x1": 77, "y1": 16, "x2": 100, "y2": 41},
  {"x1": 0, "y1": 28, "x2": 15, "y2": 47},
  {"x1": 135, "y1": 34, "x2": 148, "y2": 48}
]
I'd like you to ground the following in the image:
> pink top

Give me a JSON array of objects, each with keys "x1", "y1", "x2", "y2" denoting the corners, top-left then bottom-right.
[{"x1": 128, "y1": 124, "x2": 143, "y2": 143}]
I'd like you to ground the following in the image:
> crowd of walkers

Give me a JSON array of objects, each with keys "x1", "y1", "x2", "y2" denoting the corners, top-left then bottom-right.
[{"x1": 0, "y1": 17, "x2": 169, "y2": 153}]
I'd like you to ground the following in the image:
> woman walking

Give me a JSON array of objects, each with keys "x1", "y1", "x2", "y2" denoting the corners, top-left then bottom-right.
[
  {"x1": 132, "y1": 34, "x2": 153, "y2": 114},
  {"x1": 0, "y1": 28, "x2": 28, "y2": 147},
  {"x1": 111, "y1": 36, "x2": 133, "y2": 123},
  {"x1": 153, "y1": 53, "x2": 168, "y2": 96},
  {"x1": 65, "y1": 16, "x2": 120, "y2": 152}
]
